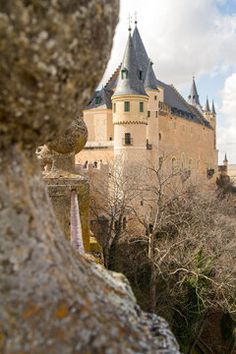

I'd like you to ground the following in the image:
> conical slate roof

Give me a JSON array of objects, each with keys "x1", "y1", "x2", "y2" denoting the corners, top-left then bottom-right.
[
  {"x1": 144, "y1": 60, "x2": 158, "y2": 90},
  {"x1": 224, "y1": 153, "x2": 228, "y2": 162},
  {"x1": 212, "y1": 100, "x2": 216, "y2": 115},
  {"x1": 188, "y1": 77, "x2": 201, "y2": 108},
  {"x1": 132, "y1": 25, "x2": 150, "y2": 77},
  {"x1": 205, "y1": 97, "x2": 211, "y2": 112},
  {"x1": 113, "y1": 32, "x2": 147, "y2": 97}
]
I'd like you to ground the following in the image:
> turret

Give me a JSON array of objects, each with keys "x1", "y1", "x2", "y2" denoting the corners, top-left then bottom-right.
[
  {"x1": 204, "y1": 96, "x2": 211, "y2": 120},
  {"x1": 205, "y1": 99, "x2": 217, "y2": 150},
  {"x1": 205, "y1": 97, "x2": 210, "y2": 113},
  {"x1": 212, "y1": 100, "x2": 216, "y2": 116},
  {"x1": 188, "y1": 77, "x2": 202, "y2": 112},
  {"x1": 222, "y1": 153, "x2": 228, "y2": 174},
  {"x1": 144, "y1": 60, "x2": 158, "y2": 90},
  {"x1": 132, "y1": 22, "x2": 149, "y2": 77},
  {"x1": 223, "y1": 153, "x2": 228, "y2": 167},
  {"x1": 112, "y1": 29, "x2": 148, "y2": 163},
  {"x1": 144, "y1": 60, "x2": 159, "y2": 158}
]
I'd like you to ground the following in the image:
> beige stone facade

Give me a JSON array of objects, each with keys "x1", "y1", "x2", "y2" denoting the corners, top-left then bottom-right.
[
  {"x1": 227, "y1": 164, "x2": 236, "y2": 184},
  {"x1": 78, "y1": 99, "x2": 217, "y2": 183},
  {"x1": 77, "y1": 25, "x2": 217, "y2": 187}
]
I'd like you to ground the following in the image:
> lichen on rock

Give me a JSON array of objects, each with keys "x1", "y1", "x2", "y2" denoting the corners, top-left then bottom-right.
[{"x1": 0, "y1": 1, "x2": 180, "y2": 353}]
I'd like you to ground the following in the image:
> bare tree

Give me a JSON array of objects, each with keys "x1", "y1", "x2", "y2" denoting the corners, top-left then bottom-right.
[
  {"x1": 126, "y1": 157, "x2": 236, "y2": 351},
  {"x1": 89, "y1": 158, "x2": 143, "y2": 268}
]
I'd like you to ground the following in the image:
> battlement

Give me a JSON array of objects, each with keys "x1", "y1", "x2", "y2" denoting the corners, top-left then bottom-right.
[{"x1": 75, "y1": 160, "x2": 109, "y2": 175}]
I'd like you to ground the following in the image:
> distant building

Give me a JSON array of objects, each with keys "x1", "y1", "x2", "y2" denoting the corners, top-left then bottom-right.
[
  {"x1": 77, "y1": 23, "x2": 217, "y2": 182},
  {"x1": 228, "y1": 165, "x2": 236, "y2": 184}
]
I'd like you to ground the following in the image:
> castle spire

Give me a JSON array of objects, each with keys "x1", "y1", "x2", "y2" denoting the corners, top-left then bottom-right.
[
  {"x1": 224, "y1": 152, "x2": 228, "y2": 163},
  {"x1": 128, "y1": 14, "x2": 132, "y2": 32},
  {"x1": 113, "y1": 32, "x2": 147, "y2": 97},
  {"x1": 212, "y1": 100, "x2": 216, "y2": 115},
  {"x1": 188, "y1": 76, "x2": 201, "y2": 108},
  {"x1": 134, "y1": 11, "x2": 137, "y2": 26},
  {"x1": 205, "y1": 96, "x2": 211, "y2": 112},
  {"x1": 144, "y1": 60, "x2": 158, "y2": 90},
  {"x1": 132, "y1": 23, "x2": 149, "y2": 77}
]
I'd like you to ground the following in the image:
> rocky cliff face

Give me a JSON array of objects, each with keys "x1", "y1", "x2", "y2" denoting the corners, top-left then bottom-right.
[{"x1": 0, "y1": 1, "x2": 180, "y2": 353}]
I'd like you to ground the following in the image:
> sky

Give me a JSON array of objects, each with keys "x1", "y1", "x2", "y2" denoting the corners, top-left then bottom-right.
[{"x1": 101, "y1": 0, "x2": 236, "y2": 164}]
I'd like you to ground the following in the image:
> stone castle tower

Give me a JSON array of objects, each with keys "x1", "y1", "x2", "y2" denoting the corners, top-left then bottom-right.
[
  {"x1": 204, "y1": 97, "x2": 217, "y2": 149},
  {"x1": 111, "y1": 28, "x2": 149, "y2": 164}
]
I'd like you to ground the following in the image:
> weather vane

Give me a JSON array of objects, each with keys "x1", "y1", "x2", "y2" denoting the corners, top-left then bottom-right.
[
  {"x1": 128, "y1": 14, "x2": 132, "y2": 31},
  {"x1": 134, "y1": 11, "x2": 137, "y2": 25}
]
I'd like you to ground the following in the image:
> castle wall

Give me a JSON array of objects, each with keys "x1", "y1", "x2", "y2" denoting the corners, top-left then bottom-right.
[
  {"x1": 76, "y1": 147, "x2": 114, "y2": 165},
  {"x1": 81, "y1": 90, "x2": 217, "y2": 184},
  {"x1": 146, "y1": 89, "x2": 160, "y2": 166},
  {"x1": 158, "y1": 112, "x2": 217, "y2": 181},
  {"x1": 83, "y1": 108, "x2": 113, "y2": 142}
]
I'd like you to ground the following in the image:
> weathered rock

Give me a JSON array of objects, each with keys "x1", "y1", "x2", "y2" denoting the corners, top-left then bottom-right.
[
  {"x1": 48, "y1": 116, "x2": 88, "y2": 155},
  {"x1": 0, "y1": 1, "x2": 180, "y2": 353},
  {"x1": 0, "y1": 0, "x2": 115, "y2": 148}
]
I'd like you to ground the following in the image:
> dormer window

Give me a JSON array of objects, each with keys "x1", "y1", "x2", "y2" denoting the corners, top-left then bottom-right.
[
  {"x1": 139, "y1": 70, "x2": 143, "y2": 80},
  {"x1": 95, "y1": 96, "x2": 101, "y2": 105},
  {"x1": 121, "y1": 69, "x2": 128, "y2": 79}
]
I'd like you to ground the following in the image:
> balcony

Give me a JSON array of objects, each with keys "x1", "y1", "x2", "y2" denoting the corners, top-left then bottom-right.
[
  {"x1": 122, "y1": 138, "x2": 133, "y2": 146},
  {"x1": 146, "y1": 142, "x2": 152, "y2": 150}
]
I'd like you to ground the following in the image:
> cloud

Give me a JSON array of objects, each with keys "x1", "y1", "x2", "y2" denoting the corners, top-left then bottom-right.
[
  {"x1": 217, "y1": 73, "x2": 236, "y2": 163},
  {"x1": 102, "y1": 0, "x2": 236, "y2": 85},
  {"x1": 100, "y1": 0, "x2": 236, "y2": 162}
]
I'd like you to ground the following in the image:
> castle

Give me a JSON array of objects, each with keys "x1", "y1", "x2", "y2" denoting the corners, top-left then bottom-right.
[{"x1": 77, "y1": 22, "x2": 218, "y2": 182}]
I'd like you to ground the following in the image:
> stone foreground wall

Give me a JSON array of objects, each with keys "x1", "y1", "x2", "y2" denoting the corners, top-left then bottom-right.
[{"x1": 0, "y1": 1, "x2": 179, "y2": 353}]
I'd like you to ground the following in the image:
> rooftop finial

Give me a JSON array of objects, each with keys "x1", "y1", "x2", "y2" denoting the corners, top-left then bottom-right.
[
  {"x1": 128, "y1": 14, "x2": 132, "y2": 32},
  {"x1": 134, "y1": 11, "x2": 137, "y2": 25}
]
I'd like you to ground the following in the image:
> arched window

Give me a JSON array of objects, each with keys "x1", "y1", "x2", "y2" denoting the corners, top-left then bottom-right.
[
  {"x1": 139, "y1": 70, "x2": 143, "y2": 80},
  {"x1": 159, "y1": 132, "x2": 162, "y2": 141}
]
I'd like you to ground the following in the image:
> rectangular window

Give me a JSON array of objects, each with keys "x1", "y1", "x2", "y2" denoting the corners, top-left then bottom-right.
[
  {"x1": 113, "y1": 103, "x2": 116, "y2": 113},
  {"x1": 155, "y1": 111, "x2": 158, "y2": 118},
  {"x1": 154, "y1": 95, "x2": 157, "y2": 100},
  {"x1": 124, "y1": 133, "x2": 131, "y2": 145},
  {"x1": 139, "y1": 102, "x2": 144, "y2": 112},
  {"x1": 147, "y1": 110, "x2": 151, "y2": 117},
  {"x1": 124, "y1": 101, "x2": 130, "y2": 112},
  {"x1": 95, "y1": 96, "x2": 101, "y2": 104}
]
